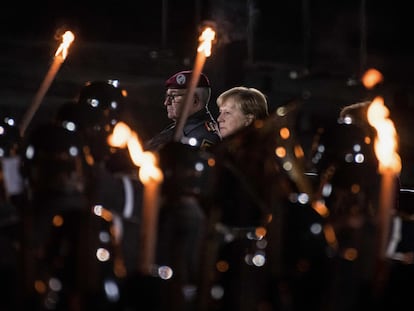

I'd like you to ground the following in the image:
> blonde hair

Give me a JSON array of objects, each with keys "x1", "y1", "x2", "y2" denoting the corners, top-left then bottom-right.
[{"x1": 216, "y1": 86, "x2": 269, "y2": 119}]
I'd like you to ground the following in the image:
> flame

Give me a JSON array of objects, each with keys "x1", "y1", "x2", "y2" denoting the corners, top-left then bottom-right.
[
  {"x1": 107, "y1": 121, "x2": 131, "y2": 148},
  {"x1": 361, "y1": 68, "x2": 384, "y2": 90},
  {"x1": 55, "y1": 31, "x2": 75, "y2": 60},
  {"x1": 197, "y1": 27, "x2": 215, "y2": 57},
  {"x1": 108, "y1": 122, "x2": 163, "y2": 184},
  {"x1": 367, "y1": 96, "x2": 401, "y2": 174}
]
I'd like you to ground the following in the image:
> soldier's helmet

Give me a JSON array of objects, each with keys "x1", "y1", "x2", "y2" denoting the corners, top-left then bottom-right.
[
  {"x1": 77, "y1": 79, "x2": 127, "y2": 120},
  {"x1": 57, "y1": 80, "x2": 127, "y2": 164},
  {"x1": 21, "y1": 121, "x2": 93, "y2": 202}
]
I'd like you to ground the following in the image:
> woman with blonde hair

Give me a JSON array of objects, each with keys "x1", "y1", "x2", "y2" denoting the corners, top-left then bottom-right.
[{"x1": 216, "y1": 86, "x2": 269, "y2": 138}]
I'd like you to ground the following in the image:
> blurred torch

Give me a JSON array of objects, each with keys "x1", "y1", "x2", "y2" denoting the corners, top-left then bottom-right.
[
  {"x1": 361, "y1": 68, "x2": 384, "y2": 90},
  {"x1": 108, "y1": 122, "x2": 164, "y2": 274},
  {"x1": 174, "y1": 24, "x2": 216, "y2": 142},
  {"x1": 367, "y1": 96, "x2": 401, "y2": 261},
  {"x1": 19, "y1": 30, "x2": 75, "y2": 137}
]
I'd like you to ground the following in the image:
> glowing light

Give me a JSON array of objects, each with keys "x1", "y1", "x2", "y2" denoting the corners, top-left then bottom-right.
[
  {"x1": 255, "y1": 226, "x2": 267, "y2": 239},
  {"x1": 216, "y1": 260, "x2": 229, "y2": 273},
  {"x1": 174, "y1": 23, "x2": 217, "y2": 142},
  {"x1": 99, "y1": 231, "x2": 111, "y2": 243},
  {"x1": 207, "y1": 157, "x2": 216, "y2": 167},
  {"x1": 19, "y1": 30, "x2": 75, "y2": 136},
  {"x1": 282, "y1": 161, "x2": 293, "y2": 171},
  {"x1": 34, "y1": 280, "x2": 47, "y2": 294},
  {"x1": 195, "y1": 161, "x2": 205, "y2": 172},
  {"x1": 197, "y1": 27, "x2": 216, "y2": 57},
  {"x1": 109, "y1": 121, "x2": 164, "y2": 274},
  {"x1": 97, "y1": 207, "x2": 113, "y2": 222},
  {"x1": 96, "y1": 248, "x2": 111, "y2": 262},
  {"x1": 351, "y1": 184, "x2": 361, "y2": 194},
  {"x1": 294, "y1": 145, "x2": 305, "y2": 158},
  {"x1": 93, "y1": 204, "x2": 103, "y2": 216},
  {"x1": 355, "y1": 153, "x2": 364, "y2": 163},
  {"x1": 367, "y1": 96, "x2": 401, "y2": 261},
  {"x1": 310, "y1": 222, "x2": 323, "y2": 235},
  {"x1": 49, "y1": 278, "x2": 62, "y2": 292},
  {"x1": 211, "y1": 285, "x2": 224, "y2": 300},
  {"x1": 108, "y1": 122, "x2": 164, "y2": 184},
  {"x1": 298, "y1": 193, "x2": 309, "y2": 204},
  {"x1": 68, "y1": 146, "x2": 79, "y2": 157},
  {"x1": 158, "y1": 265, "x2": 173, "y2": 279},
  {"x1": 361, "y1": 68, "x2": 384, "y2": 89},
  {"x1": 323, "y1": 224, "x2": 338, "y2": 248},
  {"x1": 279, "y1": 127, "x2": 290, "y2": 139},
  {"x1": 276, "y1": 106, "x2": 288, "y2": 116},
  {"x1": 312, "y1": 200, "x2": 330, "y2": 218},
  {"x1": 104, "y1": 279, "x2": 120, "y2": 302},
  {"x1": 188, "y1": 137, "x2": 198, "y2": 146},
  {"x1": 252, "y1": 253, "x2": 266, "y2": 267},
  {"x1": 321, "y1": 183, "x2": 332, "y2": 197},
  {"x1": 55, "y1": 31, "x2": 75, "y2": 59},
  {"x1": 275, "y1": 146, "x2": 286, "y2": 158},
  {"x1": 367, "y1": 97, "x2": 401, "y2": 174},
  {"x1": 343, "y1": 248, "x2": 358, "y2": 261},
  {"x1": 52, "y1": 215, "x2": 64, "y2": 227},
  {"x1": 107, "y1": 121, "x2": 131, "y2": 148},
  {"x1": 254, "y1": 119, "x2": 264, "y2": 129}
]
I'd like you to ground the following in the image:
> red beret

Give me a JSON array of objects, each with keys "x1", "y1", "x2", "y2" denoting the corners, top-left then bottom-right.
[{"x1": 165, "y1": 70, "x2": 211, "y2": 89}]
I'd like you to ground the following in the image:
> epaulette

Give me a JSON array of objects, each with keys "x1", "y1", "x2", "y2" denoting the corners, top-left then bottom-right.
[{"x1": 200, "y1": 138, "x2": 214, "y2": 149}]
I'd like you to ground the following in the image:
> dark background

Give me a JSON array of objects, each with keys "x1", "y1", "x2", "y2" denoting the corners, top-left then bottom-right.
[{"x1": 2, "y1": 0, "x2": 414, "y2": 184}]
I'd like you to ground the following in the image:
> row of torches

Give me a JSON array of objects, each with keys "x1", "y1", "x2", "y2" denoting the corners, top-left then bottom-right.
[
  {"x1": 19, "y1": 26, "x2": 217, "y2": 275},
  {"x1": 20, "y1": 25, "x2": 401, "y2": 275}
]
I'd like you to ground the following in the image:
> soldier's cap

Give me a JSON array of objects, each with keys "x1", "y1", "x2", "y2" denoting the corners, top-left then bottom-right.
[{"x1": 165, "y1": 70, "x2": 211, "y2": 89}]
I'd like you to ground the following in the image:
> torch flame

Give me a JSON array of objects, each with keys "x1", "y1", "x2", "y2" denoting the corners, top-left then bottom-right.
[
  {"x1": 108, "y1": 122, "x2": 163, "y2": 184},
  {"x1": 55, "y1": 31, "x2": 75, "y2": 60},
  {"x1": 367, "y1": 96, "x2": 401, "y2": 174},
  {"x1": 107, "y1": 121, "x2": 131, "y2": 148},
  {"x1": 197, "y1": 27, "x2": 215, "y2": 57},
  {"x1": 174, "y1": 24, "x2": 216, "y2": 142},
  {"x1": 361, "y1": 68, "x2": 384, "y2": 90},
  {"x1": 19, "y1": 30, "x2": 75, "y2": 137}
]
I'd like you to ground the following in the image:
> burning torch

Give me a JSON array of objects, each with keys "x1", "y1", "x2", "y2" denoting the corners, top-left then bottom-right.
[
  {"x1": 19, "y1": 30, "x2": 75, "y2": 137},
  {"x1": 362, "y1": 68, "x2": 401, "y2": 261},
  {"x1": 367, "y1": 96, "x2": 401, "y2": 260},
  {"x1": 108, "y1": 122, "x2": 164, "y2": 275},
  {"x1": 173, "y1": 23, "x2": 216, "y2": 142}
]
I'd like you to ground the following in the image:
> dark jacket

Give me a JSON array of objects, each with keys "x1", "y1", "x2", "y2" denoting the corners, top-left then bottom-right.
[{"x1": 144, "y1": 109, "x2": 221, "y2": 151}]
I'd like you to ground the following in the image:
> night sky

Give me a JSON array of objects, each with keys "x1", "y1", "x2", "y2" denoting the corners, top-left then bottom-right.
[
  {"x1": 3, "y1": 1, "x2": 412, "y2": 79},
  {"x1": 3, "y1": 1, "x2": 413, "y2": 64},
  {"x1": 0, "y1": 0, "x2": 414, "y2": 152}
]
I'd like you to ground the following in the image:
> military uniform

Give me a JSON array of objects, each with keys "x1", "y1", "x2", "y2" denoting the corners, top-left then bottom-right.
[
  {"x1": 144, "y1": 108, "x2": 220, "y2": 151},
  {"x1": 144, "y1": 70, "x2": 220, "y2": 152},
  {"x1": 129, "y1": 70, "x2": 221, "y2": 310}
]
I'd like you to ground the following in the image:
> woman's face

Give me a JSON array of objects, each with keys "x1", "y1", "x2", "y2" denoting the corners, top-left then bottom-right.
[{"x1": 217, "y1": 98, "x2": 249, "y2": 138}]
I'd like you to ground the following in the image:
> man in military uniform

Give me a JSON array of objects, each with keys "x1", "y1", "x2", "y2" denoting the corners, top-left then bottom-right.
[
  {"x1": 130, "y1": 71, "x2": 221, "y2": 310},
  {"x1": 144, "y1": 70, "x2": 221, "y2": 151}
]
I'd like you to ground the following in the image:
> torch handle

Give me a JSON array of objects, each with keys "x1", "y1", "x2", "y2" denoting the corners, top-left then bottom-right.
[{"x1": 19, "y1": 56, "x2": 64, "y2": 137}]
